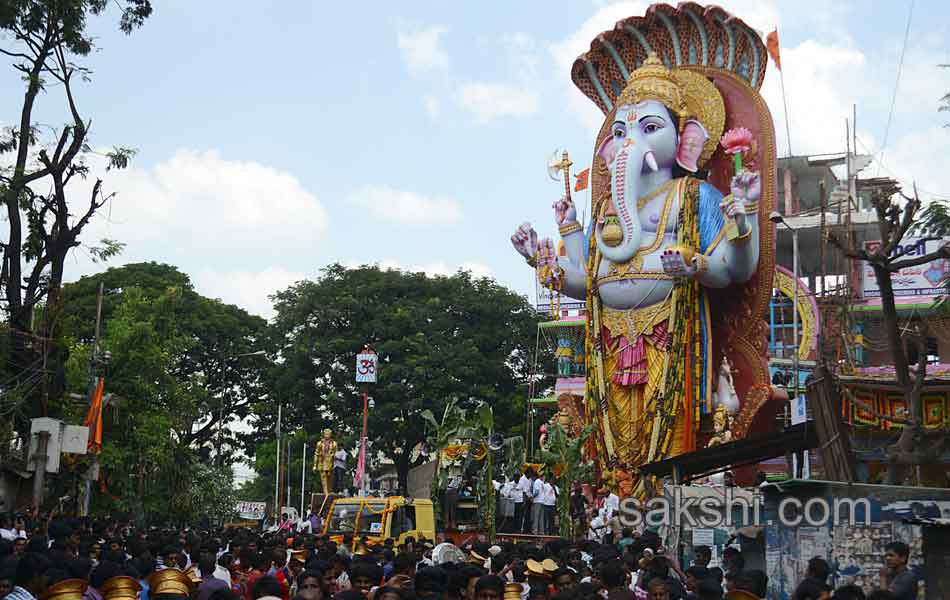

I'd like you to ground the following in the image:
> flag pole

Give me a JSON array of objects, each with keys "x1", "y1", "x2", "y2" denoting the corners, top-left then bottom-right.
[
  {"x1": 770, "y1": 27, "x2": 793, "y2": 157},
  {"x1": 779, "y1": 64, "x2": 792, "y2": 157}
]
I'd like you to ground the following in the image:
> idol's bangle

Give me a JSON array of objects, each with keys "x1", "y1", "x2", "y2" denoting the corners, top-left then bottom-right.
[
  {"x1": 527, "y1": 252, "x2": 539, "y2": 268},
  {"x1": 743, "y1": 202, "x2": 759, "y2": 214},
  {"x1": 559, "y1": 221, "x2": 583, "y2": 236},
  {"x1": 730, "y1": 226, "x2": 753, "y2": 245},
  {"x1": 693, "y1": 254, "x2": 709, "y2": 276}
]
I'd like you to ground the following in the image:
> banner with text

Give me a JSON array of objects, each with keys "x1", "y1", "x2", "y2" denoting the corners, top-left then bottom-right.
[{"x1": 861, "y1": 237, "x2": 949, "y2": 299}]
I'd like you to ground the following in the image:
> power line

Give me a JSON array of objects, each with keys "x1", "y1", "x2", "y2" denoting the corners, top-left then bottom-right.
[{"x1": 876, "y1": 0, "x2": 915, "y2": 177}]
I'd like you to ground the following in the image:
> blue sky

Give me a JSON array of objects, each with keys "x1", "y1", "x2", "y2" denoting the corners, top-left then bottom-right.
[{"x1": 3, "y1": 0, "x2": 950, "y2": 317}]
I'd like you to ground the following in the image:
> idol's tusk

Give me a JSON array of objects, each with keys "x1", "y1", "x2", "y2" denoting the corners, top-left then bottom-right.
[{"x1": 644, "y1": 151, "x2": 659, "y2": 172}]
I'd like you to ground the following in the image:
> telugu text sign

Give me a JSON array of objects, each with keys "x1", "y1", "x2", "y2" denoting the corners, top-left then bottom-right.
[{"x1": 861, "y1": 238, "x2": 949, "y2": 299}]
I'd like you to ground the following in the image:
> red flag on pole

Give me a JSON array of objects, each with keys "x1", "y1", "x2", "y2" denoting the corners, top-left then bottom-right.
[
  {"x1": 574, "y1": 168, "x2": 590, "y2": 192},
  {"x1": 83, "y1": 377, "x2": 105, "y2": 454},
  {"x1": 766, "y1": 29, "x2": 782, "y2": 70}
]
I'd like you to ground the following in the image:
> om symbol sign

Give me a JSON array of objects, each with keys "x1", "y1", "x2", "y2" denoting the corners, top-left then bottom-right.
[{"x1": 355, "y1": 351, "x2": 378, "y2": 383}]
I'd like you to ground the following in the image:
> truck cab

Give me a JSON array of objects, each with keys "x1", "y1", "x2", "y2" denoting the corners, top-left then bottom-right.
[{"x1": 321, "y1": 496, "x2": 435, "y2": 547}]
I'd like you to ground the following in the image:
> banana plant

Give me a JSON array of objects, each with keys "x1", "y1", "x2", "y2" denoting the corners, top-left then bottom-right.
[{"x1": 539, "y1": 423, "x2": 595, "y2": 538}]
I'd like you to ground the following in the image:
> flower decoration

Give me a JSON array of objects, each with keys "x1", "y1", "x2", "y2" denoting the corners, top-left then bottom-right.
[
  {"x1": 469, "y1": 441, "x2": 488, "y2": 461},
  {"x1": 720, "y1": 127, "x2": 754, "y2": 172}
]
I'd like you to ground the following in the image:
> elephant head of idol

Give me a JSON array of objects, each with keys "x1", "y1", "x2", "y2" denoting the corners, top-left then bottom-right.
[{"x1": 594, "y1": 54, "x2": 724, "y2": 264}]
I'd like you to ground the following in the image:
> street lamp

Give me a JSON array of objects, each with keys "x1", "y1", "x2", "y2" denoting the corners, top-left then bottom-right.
[{"x1": 769, "y1": 211, "x2": 801, "y2": 405}]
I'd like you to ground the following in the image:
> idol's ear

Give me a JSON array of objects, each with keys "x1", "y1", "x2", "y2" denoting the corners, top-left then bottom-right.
[
  {"x1": 597, "y1": 134, "x2": 619, "y2": 167},
  {"x1": 675, "y1": 118, "x2": 709, "y2": 173}
]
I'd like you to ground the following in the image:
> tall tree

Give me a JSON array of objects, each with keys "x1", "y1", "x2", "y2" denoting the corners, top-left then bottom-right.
[
  {"x1": 61, "y1": 264, "x2": 267, "y2": 522},
  {"x1": 254, "y1": 265, "x2": 541, "y2": 491},
  {"x1": 0, "y1": 0, "x2": 151, "y2": 430},
  {"x1": 830, "y1": 189, "x2": 950, "y2": 483}
]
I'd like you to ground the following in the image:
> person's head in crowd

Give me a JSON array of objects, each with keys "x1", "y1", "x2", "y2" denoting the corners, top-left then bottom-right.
[
  {"x1": 296, "y1": 570, "x2": 325, "y2": 600},
  {"x1": 526, "y1": 586, "x2": 548, "y2": 600},
  {"x1": 350, "y1": 562, "x2": 383, "y2": 597},
  {"x1": 14, "y1": 537, "x2": 27, "y2": 556},
  {"x1": 15, "y1": 552, "x2": 52, "y2": 599},
  {"x1": 254, "y1": 551, "x2": 274, "y2": 574},
  {"x1": 693, "y1": 546, "x2": 711, "y2": 568},
  {"x1": 883, "y1": 541, "x2": 909, "y2": 572},
  {"x1": 91, "y1": 560, "x2": 123, "y2": 591},
  {"x1": 735, "y1": 570, "x2": 768, "y2": 599},
  {"x1": 272, "y1": 548, "x2": 287, "y2": 569},
  {"x1": 0, "y1": 558, "x2": 15, "y2": 598},
  {"x1": 252, "y1": 575, "x2": 283, "y2": 600},
  {"x1": 199, "y1": 542, "x2": 219, "y2": 576},
  {"x1": 791, "y1": 578, "x2": 831, "y2": 600},
  {"x1": 696, "y1": 578, "x2": 722, "y2": 600},
  {"x1": 552, "y1": 568, "x2": 575, "y2": 592},
  {"x1": 455, "y1": 565, "x2": 483, "y2": 600},
  {"x1": 161, "y1": 546, "x2": 181, "y2": 570},
  {"x1": 392, "y1": 553, "x2": 417, "y2": 579},
  {"x1": 415, "y1": 566, "x2": 448, "y2": 600},
  {"x1": 472, "y1": 575, "x2": 504, "y2": 600},
  {"x1": 830, "y1": 585, "x2": 866, "y2": 600},
  {"x1": 599, "y1": 560, "x2": 626, "y2": 590},
  {"x1": 65, "y1": 557, "x2": 93, "y2": 581},
  {"x1": 684, "y1": 566, "x2": 708, "y2": 593},
  {"x1": 805, "y1": 557, "x2": 830, "y2": 584},
  {"x1": 334, "y1": 591, "x2": 366, "y2": 600},
  {"x1": 647, "y1": 578, "x2": 670, "y2": 600},
  {"x1": 374, "y1": 587, "x2": 402, "y2": 600}
]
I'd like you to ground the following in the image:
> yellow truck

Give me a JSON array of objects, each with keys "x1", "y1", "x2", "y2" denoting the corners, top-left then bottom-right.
[{"x1": 321, "y1": 496, "x2": 436, "y2": 546}]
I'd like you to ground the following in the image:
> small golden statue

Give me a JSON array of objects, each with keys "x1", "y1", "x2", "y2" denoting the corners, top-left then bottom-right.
[
  {"x1": 706, "y1": 405, "x2": 734, "y2": 448},
  {"x1": 313, "y1": 428, "x2": 337, "y2": 493}
]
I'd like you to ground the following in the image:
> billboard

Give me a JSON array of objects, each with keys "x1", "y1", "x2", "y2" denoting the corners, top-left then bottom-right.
[
  {"x1": 235, "y1": 501, "x2": 267, "y2": 520},
  {"x1": 861, "y1": 237, "x2": 949, "y2": 299}
]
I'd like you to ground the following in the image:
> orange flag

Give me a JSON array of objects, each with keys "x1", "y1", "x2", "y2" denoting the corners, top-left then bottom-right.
[
  {"x1": 574, "y1": 168, "x2": 590, "y2": 192},
  {"x1": 83, "y1": 377, "x2": 105, "y2": 454},
  {"x1": 766, "y1": 29, "x2": 781, "y2": 70}
]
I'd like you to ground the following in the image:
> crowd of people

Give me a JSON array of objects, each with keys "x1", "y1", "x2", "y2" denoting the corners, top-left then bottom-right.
[{"x1": 0, "y1": 512, "x2": 921, "y2": 600}]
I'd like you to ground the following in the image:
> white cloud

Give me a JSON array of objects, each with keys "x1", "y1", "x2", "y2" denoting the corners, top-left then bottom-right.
[
  {"x1": 397, "y1": 25, "x2": 449, "y2": 74},
  {"x1": 58, "y1": 149, "x2": 328, "y2": 317},
  {"x1": 191, "y1": 266, "x2": 308, "y2": 320},
  {"x1": 80, "y1": 149, "x2": 328, "y2": 252},
  {"x1": 346, "y1": 259, "x2": 493, "y2": 279},
  {"x1": 423, "y1": 94, "x2": 441, "y2": 119},
  {"x1": 456, "y1": 82, "x2": 540, "y2": 122},
  {"x1": 759, "y1": 39, "x2": 868, "y2": 156},
  {"x1": 347, "y1": 184, "x2": 463, "y2": 226}
]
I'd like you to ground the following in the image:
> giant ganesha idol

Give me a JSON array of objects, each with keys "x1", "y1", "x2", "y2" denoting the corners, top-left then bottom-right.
[{"x1": 511, "y1": 3, "x2": 776, "y2": 497}]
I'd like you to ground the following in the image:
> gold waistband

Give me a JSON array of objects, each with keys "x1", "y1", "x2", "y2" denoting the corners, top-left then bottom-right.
[{"x1": 601, "y1": 299, "x2": 671, "y2": 341}]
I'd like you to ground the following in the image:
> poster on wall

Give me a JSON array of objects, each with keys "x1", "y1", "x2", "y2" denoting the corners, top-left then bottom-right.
[{"x1": 861, "y1": 237, "x2": 950, "y2": 298}]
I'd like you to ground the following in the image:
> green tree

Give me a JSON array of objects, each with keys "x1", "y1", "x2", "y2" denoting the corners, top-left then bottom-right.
[
  {"x1": 0, "y1": 0, "x2": 151, "y2": 437},
  {"x1": 831, "y1": 190, "x2": 950, "y2": 483},
  {"x1": 61, "y1": 264, "x2": 267, "y2": 523},
  {"x1": 253, "y1": 265, "x2": 540, "y2": 492}
]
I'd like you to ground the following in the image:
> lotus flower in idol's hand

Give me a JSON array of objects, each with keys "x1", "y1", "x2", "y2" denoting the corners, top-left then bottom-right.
[{"x1": 720, "y1": 127, "x2": 754, "y2": 172}]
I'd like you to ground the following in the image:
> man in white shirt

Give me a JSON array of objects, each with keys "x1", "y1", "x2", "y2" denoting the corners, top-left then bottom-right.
[
  {"x1": 605, "y1": 491, "x2": 620, "y2": 519},
  {"x1": 588, "y1": 508, "x2": 607, "y2": 542},
  {"x1": 516, "y1": 470, "x2": 533, "y2": 533},
  {"x1": 540, "y1": 479, "x2": 557, "y2": 535},
  {"x1": 530, "y1": 474, "x2": 545, "y2": 535},
  {"x1": 195, "y1": 542, "x2": 231, "y2": 586}
]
